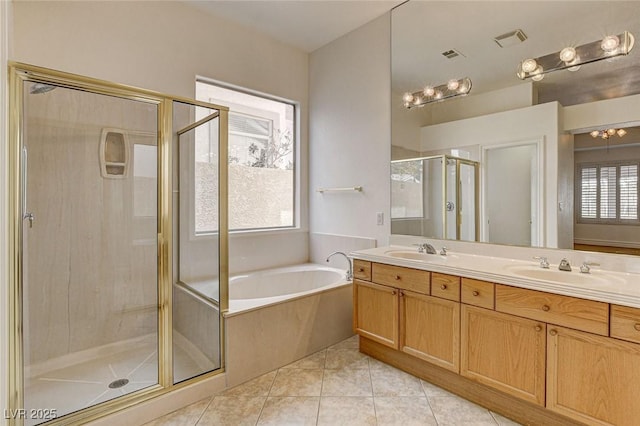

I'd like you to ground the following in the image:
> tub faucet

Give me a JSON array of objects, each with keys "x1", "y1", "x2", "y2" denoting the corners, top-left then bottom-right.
[{"x1": 326, "y1": 251, "x2": 353, "y2": 280}]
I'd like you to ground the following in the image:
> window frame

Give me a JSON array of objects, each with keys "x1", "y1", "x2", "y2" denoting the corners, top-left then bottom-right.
[
  {"x1": 576, "y1": 160, "x2": 640, "y2": 225},
  {"x1": 194, "y1": 78, "x2": 298, "y2": 237}
]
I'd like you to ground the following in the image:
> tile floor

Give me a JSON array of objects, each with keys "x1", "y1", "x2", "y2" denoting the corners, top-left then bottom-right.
[{"x1": 145, "y1": 336, "x2": 522, "y2": 426}]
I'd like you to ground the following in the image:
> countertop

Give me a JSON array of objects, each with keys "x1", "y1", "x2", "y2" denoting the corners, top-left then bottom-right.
[{"x1": 351, "y1": 246, "x2": 640, "y2": 309}]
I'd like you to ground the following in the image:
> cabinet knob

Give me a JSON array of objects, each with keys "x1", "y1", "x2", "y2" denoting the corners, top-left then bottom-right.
[
  {"x1": 399, "y1": 291, "x2": 404, "y2": 297},
  {"x1": 391, "y1": 290, "x2": 396, "y2": 295},
  {"x1": 549, "y1": 329, "x2": 558, "y2": 336},
  {"x1": 472, "y1": 291, "x2": 480, "y2": 297},
  {"x1": 634, "y1": 323, "x2": 640, "y2": 332},
  {"x1": 541, "y1": 305, "x2": 550, "y2": 312},
  {"x1": 440, "y1": 284, "x2": 447, "y2": 290},
  {"x1": 395, "y1": 275, "x2": 401, "y2": 280},
  {"x1": 358, "y1": 268, "x2": 364, "y2": 272},
  {"x1": 535, "y1": 325, "x2": 542, "y2": 332}
]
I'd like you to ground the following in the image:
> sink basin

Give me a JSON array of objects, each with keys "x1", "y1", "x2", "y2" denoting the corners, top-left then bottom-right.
[
  {"x1": 384, "y1": 250, "x2": 450, "y2": 262},
  {"x1": 504, "y1": 264, "x2": 625, "y2": 286}
]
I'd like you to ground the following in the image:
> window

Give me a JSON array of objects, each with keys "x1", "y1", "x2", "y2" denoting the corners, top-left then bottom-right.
[
  {"x1": 196, "y1": 80, "x2": 295, "y2": 231},
  {"x1": 577, "y1": 162, "x2": 639, "y2": 223}
]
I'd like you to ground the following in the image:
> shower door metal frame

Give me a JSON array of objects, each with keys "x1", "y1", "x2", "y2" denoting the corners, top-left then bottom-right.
[
  {"x1": 7, "y1": 62, "x2": 228, "y2": 426},
  {"x1": 442, "y1": 155, "x2": 480, "y2": 241}
]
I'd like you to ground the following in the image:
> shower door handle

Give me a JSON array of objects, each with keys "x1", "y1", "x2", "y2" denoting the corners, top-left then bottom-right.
[{"x1": 22, "y1": 146, "x2": 34, "y2": 228}]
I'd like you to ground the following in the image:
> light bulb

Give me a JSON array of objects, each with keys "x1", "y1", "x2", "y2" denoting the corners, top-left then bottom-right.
[
  {"x1": 447, "y1": 79, "x2": 460, "y2": 91},
  {"x1": 560, "y1": 47, "x2": 577, "y2": 63},
  {"x1": 590, "y1": 130, "x2": 600, "y2": 138},
  {"x1": 531, "y1": 66, "x2": 544, "y2": 81},
  {"x1": 521, "y1": 58, "x2": 538, "y2": 73},
  {"x1": 424, "y1": 86, "x2": 435, "y2": 97},
  {"x1": 402, "y1": 92, "x2": 414, "y2": 103},
  {"x1": 607, "y1": 128, "x2": 616, "y2": 136},
  {"x1": 601, "y1": 35, "x2": 620, "y2": 53},
  {"x1": 434, "y1": 90, "x2": 443, "y2": 100},
  {"x1": 617, "y1": 129, "x2": 627, "y2": 137}
]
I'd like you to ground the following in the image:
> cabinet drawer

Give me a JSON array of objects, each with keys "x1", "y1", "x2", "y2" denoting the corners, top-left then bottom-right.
[
  {"x1": 461, "y1": 278, "x2": 495, "y2": 310},
  {"x1": 353, "y1": 259, "x2": 371, "y2": 281},
  {"x1": 431, "y1": 273, "x2": 460, "y2": 301},
  {"x1": 372, "y1": 263, "x2": 430, "y2": 295},
  {"x1": 495, "y1": 284, "x2": 609, "y2": 336},
  {"x1": 611, "y1": 305, "x2": 640, "y2": 344}
]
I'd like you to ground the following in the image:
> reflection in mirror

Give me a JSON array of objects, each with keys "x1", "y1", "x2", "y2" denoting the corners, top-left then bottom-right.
[
  {"x1": 391, "y1": 155, "x2": 478, "y2": 241},
  {"x1": 391, "y1": 0, "x2": 640, "y2": 255},
  {"x1": 573, "y1": 126, "x2": 640, "y2": 255}
]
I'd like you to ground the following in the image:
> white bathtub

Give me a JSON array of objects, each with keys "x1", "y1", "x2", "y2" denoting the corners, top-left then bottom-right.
[
  {"x1": 178, "y1": 263, "x2": 354, "y2": 386},
  {"x1": 179, "y1": 263, "x2": 350, "y2": 314},
  {"x1": 229, "y1": 264, "x2": 349, "y2": 313}
]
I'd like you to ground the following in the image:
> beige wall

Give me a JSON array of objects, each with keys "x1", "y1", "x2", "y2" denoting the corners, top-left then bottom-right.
[{"x1": 309, "y1": 14, "x2": 391, "y2": 246}]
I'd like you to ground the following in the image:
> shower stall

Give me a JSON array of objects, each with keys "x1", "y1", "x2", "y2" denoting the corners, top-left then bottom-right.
[
  {"x1": 8, "y1": 63, "x2": 228, "y2": 425},
  {"x1": 391, "y1": 155, "x2": 479, "y2": 241}
]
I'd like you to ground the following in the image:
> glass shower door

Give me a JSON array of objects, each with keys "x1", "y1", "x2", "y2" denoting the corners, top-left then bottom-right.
[
  {"x1": 21, "y1": 81, "x2": 160, "y2": 424},
  {"x1": 172, "y1": 101, "x2": 223, "y2": 383}
]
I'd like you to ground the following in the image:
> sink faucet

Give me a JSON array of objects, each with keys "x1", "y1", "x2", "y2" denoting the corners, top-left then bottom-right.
[
  {"x1": 580, "y1": 261, "x2": 600, "y2": 274},
  {"x1": 558, "y1": 258, "x2": 572, "y2": 272},
  {"x1": 533, "y1": 256, "x2": 550, "y2": 269},
  {"x1": 326, "y1": 251, "x2": 353, "y2": 280},
  {"x1": 413, "y1": 242, "x2": 437, "y2": 254}
]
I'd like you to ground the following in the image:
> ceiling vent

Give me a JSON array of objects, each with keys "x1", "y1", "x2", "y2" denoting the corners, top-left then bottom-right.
[
  {"x1": 441, "y1": 49, "x2": 465, "y2": 59},
  {"x1": 494, "y1": 29, "x2": 527, "y2": 48}
]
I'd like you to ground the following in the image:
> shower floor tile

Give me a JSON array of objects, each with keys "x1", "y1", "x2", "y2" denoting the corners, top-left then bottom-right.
[{"x1": 23, "y1": 335, "x2": 211, "y2": 426}]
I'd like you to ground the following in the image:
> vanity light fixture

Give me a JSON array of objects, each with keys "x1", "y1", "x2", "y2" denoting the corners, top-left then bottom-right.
[
  {"x1": 590, "y1": 128, "x2": 627, "y2": 140},
  {"x1": 402, "y1": 77, "x2": 472, "y2": 109},
  {"x1": 517, "y1": 31, "x2": 635, "y2": 81}
]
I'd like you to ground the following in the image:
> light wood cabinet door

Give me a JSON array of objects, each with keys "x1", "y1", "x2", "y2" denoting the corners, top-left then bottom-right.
[
  {"x1": 354, "y1": 279, "x2": 399, "y2": 349},
  {"x1": 400, "y1": 290, "x2": 460, "y2": 373},
  {"x1": 547, "y1": 326, "x2": 640, "y2": 425},
  {"x1": 461, "y1": 305, "x2": 546, "y2": 406}
]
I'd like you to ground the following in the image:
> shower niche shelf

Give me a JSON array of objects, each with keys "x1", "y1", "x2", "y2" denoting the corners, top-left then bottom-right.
[{"x1": 100, "y1": 128, "x2": 129, "y2": 178}]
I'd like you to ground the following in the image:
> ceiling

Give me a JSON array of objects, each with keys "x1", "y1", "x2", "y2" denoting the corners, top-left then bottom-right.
[
  {"x1": 184, "y1": 0, "x2": 404, "y2": 53},
  {"x1": 185, "y1": 1, "x2": 640, "y2": 106},
  {"x1": 392, "y1": 1, "x2": 640, "y2": 106}
]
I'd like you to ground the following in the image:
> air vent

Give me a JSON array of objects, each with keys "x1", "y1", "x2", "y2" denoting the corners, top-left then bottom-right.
[
  {"x1": 494, "y1": 29, "x2": 527, "y2": 48},
  {"x1": 442, "y1": 49, "x2": 465, "y2": 59}
]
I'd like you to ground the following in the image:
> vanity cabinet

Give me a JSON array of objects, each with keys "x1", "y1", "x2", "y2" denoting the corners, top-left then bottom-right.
[
  {"x1": 400, "y1": 290, "x2": 459, "y2": 372},
  {"x1": 353, "y1": 279, "x2": 398, "y2": 349},
  {"x1": 461, "y1": 305, "x2": 546, "y2": 406},
  {"x1": 547, "y1": 326, "x2": 640, "y2": 425},
  {"x1": 353, "y1": 258, "x2": 640, "y2": 425}
]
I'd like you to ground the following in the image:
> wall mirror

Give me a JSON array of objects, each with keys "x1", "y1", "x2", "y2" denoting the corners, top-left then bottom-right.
[{"x1": 391, "y1": 1, "x2": 640, "y2": 253}]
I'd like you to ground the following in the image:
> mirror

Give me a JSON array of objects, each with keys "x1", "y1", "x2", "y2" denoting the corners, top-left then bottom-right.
[{"x1": 391, "y1": 1, "x2": 640, "y2": 253}]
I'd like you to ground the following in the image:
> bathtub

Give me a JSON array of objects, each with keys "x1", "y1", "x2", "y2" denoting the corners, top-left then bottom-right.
[
  {"x1": 178, "y1": 263, "x2": 350, "y2": 314},
  {"x1": 176, "y1": 263, "x2": 354, "y2": 387},
  {"x1": 228, "y1": 264, "x2": 349, "y2": 313}
]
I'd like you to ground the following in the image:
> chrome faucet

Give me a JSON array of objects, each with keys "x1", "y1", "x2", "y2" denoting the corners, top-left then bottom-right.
[
  {"x1": 559, "y1": 258, "x2": 572, "y2": 272},
  {"x1": 533, "y1": 256, "x2": 549, "y2": 269},
  {"x1": 580, "y1": 261, "x2": 600, "y2": 274},
  {"x1": 413, "y1": 242, "x2": 437, "y2": 254},
  {"x1": 326, "y1": 251, "x2": 353, "y2": 280}
]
